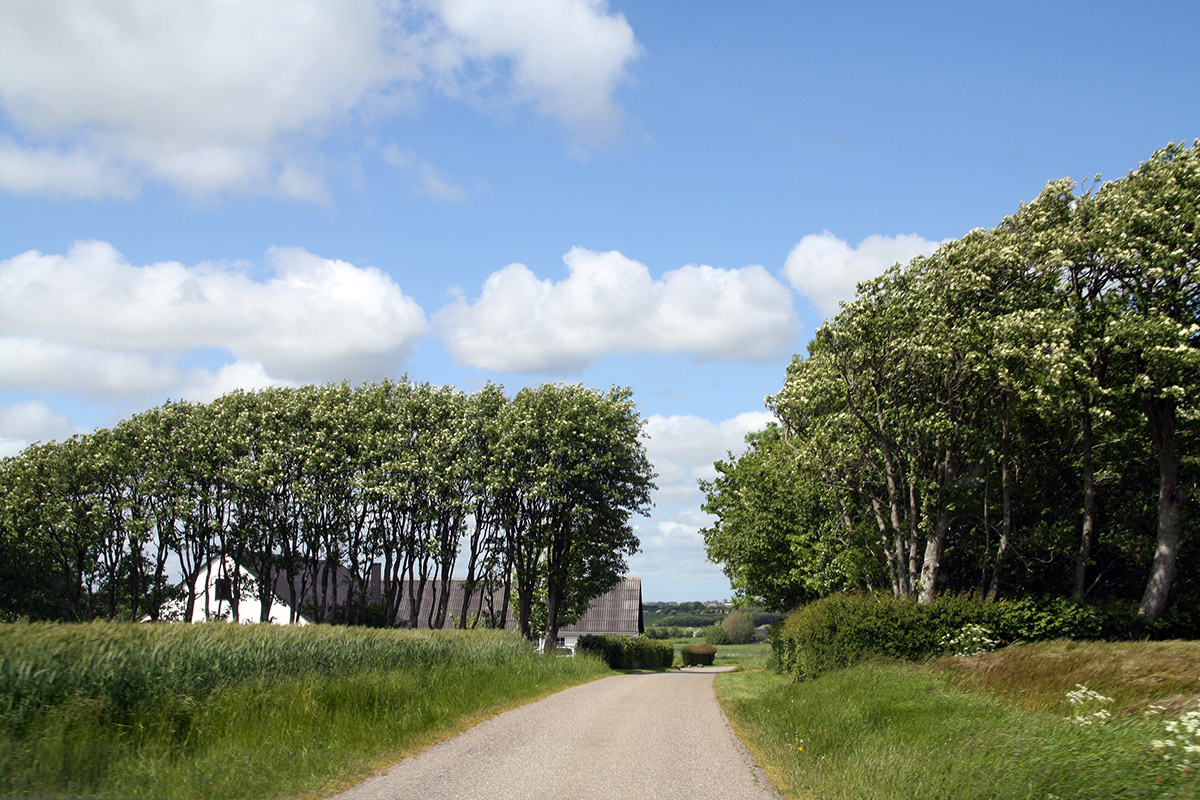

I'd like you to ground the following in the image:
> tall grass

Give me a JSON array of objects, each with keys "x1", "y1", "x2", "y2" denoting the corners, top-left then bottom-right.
[
  {"x1": 0, "y1": 621, "x2": 608, "y2": 799},
  {"x1": 930, "y1": 639, "x2": 1200, "y2": 717},
  {"x1": 716, "y1": 644, "x2": 1200, "y2": 799}
]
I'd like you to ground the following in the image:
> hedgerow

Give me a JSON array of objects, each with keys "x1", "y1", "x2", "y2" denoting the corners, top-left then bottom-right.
[
  {"x1": 772, "y1": 593, "x2": 1142, "y2": 681},
  {"x1": 681, "y1": 644, "x2": 716, "y2": 666},
  {"x1": 576, "y1": 635, "x2": 673, "y2": 669}
]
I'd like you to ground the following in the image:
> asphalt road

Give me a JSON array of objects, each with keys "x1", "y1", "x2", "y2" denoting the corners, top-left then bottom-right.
[{"x1": 333, "y1": 666, "x2": 780, "y2": 800}]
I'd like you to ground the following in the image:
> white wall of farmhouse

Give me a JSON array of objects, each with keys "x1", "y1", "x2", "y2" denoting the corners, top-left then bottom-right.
[{"x1": 187, "y1": 558, "x2": 308, "y2": 625}]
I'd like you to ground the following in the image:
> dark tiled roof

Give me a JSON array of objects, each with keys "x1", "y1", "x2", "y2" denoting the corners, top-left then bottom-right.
[
  {"x1": 561, "y1": 577, "x2": 642, "y2": 635},
  {"x1": 394, "y1": 578, "x2": 505, "y2": 630},
  {"x1": 400, "y1": 577, "x2": 643, "y2": 635}
]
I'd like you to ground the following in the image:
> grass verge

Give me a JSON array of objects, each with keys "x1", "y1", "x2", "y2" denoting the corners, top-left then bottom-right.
[
  {"x1": 0, "y1": 623, "x2": 609, "y2": 799},
  {"x1": 715, "y1": 643, "x2": 1200, "y2": 799}
]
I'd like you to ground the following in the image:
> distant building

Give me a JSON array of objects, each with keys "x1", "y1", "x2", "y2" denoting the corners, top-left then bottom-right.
[
  {"x1": 376, "y1": 575, "x2": 644, "y2": 651},
  {"x1": 180, "y1": 556, "x2": 309, "y2": 625},
  {"x1": 175, "y1": 557, "x2": 641, "y2": 650}
]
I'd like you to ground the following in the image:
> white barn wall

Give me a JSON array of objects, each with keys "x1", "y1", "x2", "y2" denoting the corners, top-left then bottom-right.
[{"x1": 187, "y1": 558, "x2": 308, "y2": 625}]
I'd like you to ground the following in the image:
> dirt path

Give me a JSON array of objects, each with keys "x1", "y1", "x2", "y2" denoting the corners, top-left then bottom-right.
[{"x1": 333, "y1": 667, "x2": 779, "y2": 799}]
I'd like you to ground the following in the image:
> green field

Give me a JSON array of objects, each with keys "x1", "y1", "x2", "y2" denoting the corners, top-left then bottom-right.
[
  {"x1": 667, "y1": 637, "x2": 770, "y2": 667},
  {"x1": 0, "y1": 621, "x2": 608, "y2": 799},
  {"x1": 715, "y1": 640, "x2": 1200, "y2": 799}
]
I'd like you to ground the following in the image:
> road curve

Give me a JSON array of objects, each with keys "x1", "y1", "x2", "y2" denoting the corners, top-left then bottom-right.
[{"x1": 333, "y1": 667, "x2": 779, "y2": 800}]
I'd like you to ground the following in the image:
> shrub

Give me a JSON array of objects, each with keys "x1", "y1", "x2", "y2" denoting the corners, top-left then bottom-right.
[
  {"x1": 722, "y1": 609, "x2": 757, "y2": 644},
  {"x1": 772, "y1": 593, "x2": 1141, "y2": 681},
  {"x1": 644, "y1": 627, "x2": 671, "y2": 639},
  {"x1": 681, "y1": 644, "x2": 717, "y2": 666},
  {"x1": 940, "y1": 623, "x2": 998, "y2": 656},
  {"x1": 576, "y1": 635, "x2": 673, "y2": 670},
  {"x1": 704, "y1": 622, "x2": 730, "y2": 645}
]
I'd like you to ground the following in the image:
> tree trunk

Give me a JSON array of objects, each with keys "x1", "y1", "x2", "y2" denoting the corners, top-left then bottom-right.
[
  {"x1": 918, "y1": 506, "x2": 951, "y2": 604},
  {"x1": 544, "y1": 580, "x2": 563, "y2": 653},
  {"x1": 987, "y1": 394, "x2": 1013, "y2": 601},
  {"x1": 870, "y1": 497, "x2": 903, "y2": 598},
  {"x1": 1073, "y1": 407, "x2": 1098, "y2": 599},
  {"x1": 906, "y1": 484, "x2": 921, "y2": 596},
  {"x1": 874, "y1": 397, "x2": 911, "y2": 597},
  {"x1": 918, "y1": 446, "x2": 954, "y2": 604},
  {"x1": 1138, "y1": 395, "x2": 1187, "y2": 624}
]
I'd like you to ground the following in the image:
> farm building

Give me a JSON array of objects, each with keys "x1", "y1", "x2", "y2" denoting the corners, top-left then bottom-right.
[
  {"x1": 178, "y1": 557, "x2": 641, "y2": 650},
  {"x1": 181, "y1": 556, "x2": 309, "y2": 625}
]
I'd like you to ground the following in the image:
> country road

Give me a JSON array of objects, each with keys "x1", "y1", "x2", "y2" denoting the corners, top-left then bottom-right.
[{"x1": 333, "y1": 667, "x2": 780, "y2": 799}]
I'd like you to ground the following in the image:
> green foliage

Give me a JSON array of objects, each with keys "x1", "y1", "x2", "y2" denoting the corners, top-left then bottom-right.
[
  {"x1": 0, "y1": 379, "x2": 654, "y2": 633},
  {"x1": 642, "y1": 601, "x2": 731, "y2": 628},
  {"x1": 708, "y1": 142, "x2": 1200, "y2": 621},
  {"x1": 701, "y1": 425, "x2": 874, "y2": 609},
  {"x1": 703, "y1": 621, "x2": 730, "y2": 645},
  {"x1": 501, "y1": 383, "x2": 655, "y2": 641},
  {"x1": 651, "y1": 613, "x2": 724, "y2": 627},
  {"x1": 772, "y1": 593, "x2": 1141, "y2": 681},
  {"x1": 681, "y1": 644, "x2": 717, "y2": 666},
  {"x1": 721, "y1": 608, "x2": 757, "y2": 644},
  {"x1": 576, "y1": 634, "x2": 673, "y2": 670}
]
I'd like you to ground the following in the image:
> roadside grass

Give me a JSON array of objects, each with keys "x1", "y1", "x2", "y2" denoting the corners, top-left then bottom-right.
[
  {"x1": 929, "y1": 639, "x2": 1200, "y2": 717},
  {"x1": 0, "y1": 622, "x2": 609, "y2": 799},
  {"x1": 716, "y1": 642, "x2": 1200, "y2": 800},
  {"x1": 668, "y1": 637, "x2": 770, "y2": 669}
]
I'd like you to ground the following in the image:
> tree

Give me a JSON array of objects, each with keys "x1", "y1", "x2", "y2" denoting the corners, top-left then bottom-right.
[
  {"x1": 721, "y1": 608, "x2": 757, "y2": 644},
  {"x1": 500, "y1": 384, "x2": 654, "y2": 645},
  {"x1": 1094, "y1": 142, "x2": 1200, "y2": 623},
  {"x1": 701, "y1": 424, "x2": 874, "y2": 609},
  {"x1": 723, "y1": 144, "x2": 1199, "y2": 619},
  {"x1": 0, "y1": 379, "x2": 654, "y2": 630}
]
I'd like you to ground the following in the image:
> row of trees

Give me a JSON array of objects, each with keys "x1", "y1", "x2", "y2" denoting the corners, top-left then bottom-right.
[
  {"x1": 0, "y1": 380, "x2": 656, "y2": 645},
  {"x1": 703, "y1": 142, "x2": 1199, "y2": 624}
]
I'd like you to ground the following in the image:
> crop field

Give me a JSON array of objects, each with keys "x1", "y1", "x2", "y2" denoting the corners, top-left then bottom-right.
[{"x1": 0, "y1": 621, "x2": 608, "y2": 799}]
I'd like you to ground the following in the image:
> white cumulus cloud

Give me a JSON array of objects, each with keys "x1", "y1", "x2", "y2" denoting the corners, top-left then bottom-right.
[
  {"x1": 437, "y1": 247, "x2": 797, "y2": 372},
  {"x1": 627, "y1": 410, "x2": 774, "y2": 587},
  {"x1": 0, "y1": 241, "x2": 428, "y2": 399},
  {"x1": 180, "y1": 361, "x2": 288, "y2": 405},
  {"x1": 0, "y1": 338, "x2": 180, "y2": 398},
  {"x1": 0, "y1": 0, "x2": 641, "y2": 199},
  {"x1": 436, "y1": 0, "x2": 640, "y2": 143},
  {"x1": 644, "y1": 411, "x2": 775, "y2": 506},
  {"x1": 0, "y1": 401, "x2": 77, "y2": 458},
  {"x1": 783, "y1": 231, "x2": 942, "y2": 316}
]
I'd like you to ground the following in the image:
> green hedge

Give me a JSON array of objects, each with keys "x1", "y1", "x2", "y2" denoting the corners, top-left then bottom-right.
[
  {"x1": 576, "y1": 635, "x2": 674, "y2": 670},
  {"x1": 772, "y1": 593, "x2": 1142, "y2": 681},
  {"x1": 681, "y1": 644, "x2": 716, "y2": 666}
]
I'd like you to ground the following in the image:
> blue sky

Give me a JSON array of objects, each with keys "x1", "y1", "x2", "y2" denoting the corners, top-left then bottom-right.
[{"x1": 1, "y1": 0, "x2": 1197, "y2": 601}]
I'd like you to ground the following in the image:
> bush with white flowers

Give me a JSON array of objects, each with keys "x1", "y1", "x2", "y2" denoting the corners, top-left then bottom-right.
[{"x1": 939, "y1": 623, "x2": 998, "y2": 657}]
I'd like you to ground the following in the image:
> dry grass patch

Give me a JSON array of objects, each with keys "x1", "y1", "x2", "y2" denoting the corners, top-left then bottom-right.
[{"x1": 930, "y1": 638, "x2": 1200, "y2": 717}]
